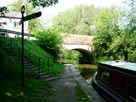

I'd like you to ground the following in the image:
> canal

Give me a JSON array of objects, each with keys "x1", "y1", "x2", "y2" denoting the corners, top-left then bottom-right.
[{"x1": 76, "y1": 64, "x2": 97, "y2": 83}]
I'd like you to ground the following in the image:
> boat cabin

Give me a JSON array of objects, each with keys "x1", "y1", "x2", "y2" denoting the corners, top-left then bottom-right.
[{"x1": 92, "y1": 60, "x2": 136, "y2": 102}]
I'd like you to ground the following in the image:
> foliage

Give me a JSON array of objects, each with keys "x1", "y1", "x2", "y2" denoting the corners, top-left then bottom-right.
[
  {"x1": 122, "y1": 0, "x2": 136, "y2": 29},
  {"x1": 52, "y1": 5, "x2": 99, "y2": 35},
  {"x1": 0, "y1": 6, "x2": 8, "y2": 16},
  {"x1": 0, "y1": 0, "x2": 58, "y2": 21},
  {"x1": 93, "y1": 6, "x2": 124, "y2": 61},
  {"x1": 93, "y1": 3, "x2": 136, "y2": 62},
  {"x1": 29, "y1": 0, "x2": 58, "y2": 8},
  {"x1": 109, "y1": 0, "x2": 136, "y2": 61},
  {"x1": 35, "y1": 29, "x2": 63, "y2": 58},
  {"x1": 7, "y1": 0, "x2": 22, "y2": 13},
  {"x1": 0, "y1": 6, "x2": 8, "y2": 28},
  {"x1": 62, "y1": 50, "x2": 82, "y2": 64}
]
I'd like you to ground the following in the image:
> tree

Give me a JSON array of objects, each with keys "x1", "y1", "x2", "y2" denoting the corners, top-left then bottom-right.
[
  {"x1": 0, "y1": 7, "x2": 8, "y2": 27},
  {"x1": 116, "y1": 0, "x2": 136, "y2": 60},
  {"x1": 8, "y1": 0, "x2": 38, "y2": 15},
  {"x1": 122, "y1": 0, "x2": 136, "y2": 29},
  {"x1": 0, "y1": 7, "x2": 8, "y2": 16},
  {"x1": 93, "y1": 1, "x2": 136, "y2": 62},
  {"x1": 93, "y1": 7, "x2": 121, "y2": 56},
  {"x1": 52, "y1": 5, "x2": 99, "y2": 35}
]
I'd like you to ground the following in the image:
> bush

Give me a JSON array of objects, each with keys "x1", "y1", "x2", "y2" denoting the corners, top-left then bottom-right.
[
  {"x1": 94, "y1": 56, "x2": 110, "y2": 64},
  {"x1": 35, "y1": 29, "x2": 63, "y2": 58}
]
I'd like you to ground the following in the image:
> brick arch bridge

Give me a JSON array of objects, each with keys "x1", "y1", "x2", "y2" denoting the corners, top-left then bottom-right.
[{"x1": 62, "y1": 34, "x2": 94, "y2": 64}]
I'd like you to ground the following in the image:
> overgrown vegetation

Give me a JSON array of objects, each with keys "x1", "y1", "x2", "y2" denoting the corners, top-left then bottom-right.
[
  {"x1": 0, "y1": 36, "x2": 64, "y2": 102},
  {"x1": 75, "y1": 83, "x2": 93, "y2": 102}
]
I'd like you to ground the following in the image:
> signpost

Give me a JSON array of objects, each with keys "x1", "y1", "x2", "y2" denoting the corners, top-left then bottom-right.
[{"x1": 21, "y1": 5, "x2": 42, "y2": 87}]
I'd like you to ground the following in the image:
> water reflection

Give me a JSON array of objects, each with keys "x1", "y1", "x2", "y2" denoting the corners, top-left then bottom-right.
[
  {"x1": 77, "y1": 64, "x2": 97, "y2": 69},
  {"x1": 76, "y1": 64, "x2": 97, "y2": 83}
]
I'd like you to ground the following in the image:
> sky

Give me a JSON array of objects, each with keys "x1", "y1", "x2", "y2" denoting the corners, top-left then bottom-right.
[{"x1": 0, "y1": 0, "x2": 15, "y2": 6}]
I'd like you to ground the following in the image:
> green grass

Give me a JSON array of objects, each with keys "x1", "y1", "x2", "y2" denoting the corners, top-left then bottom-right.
[
  {"x1": 0, "y1": 79, "x2": 54, "y2": 102},
  {"x1": 0, "y1": 36, "x2": 64, "y2": 102},
  {"x1": 75, "y1": 83, "x2": 93, "y2": 102},
  {"x1": 0, "y1": 36, "x2": 64, "y2": 76}
]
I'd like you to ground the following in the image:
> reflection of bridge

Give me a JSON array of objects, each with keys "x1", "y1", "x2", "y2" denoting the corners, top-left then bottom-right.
[{"x1": 62, "y1": 34, "x2": 95, "y2": 64}]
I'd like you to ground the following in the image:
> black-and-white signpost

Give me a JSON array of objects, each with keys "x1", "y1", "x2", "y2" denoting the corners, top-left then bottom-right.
[{"x1": 21, "y1": 5, "x2": 42, "y2": 87}]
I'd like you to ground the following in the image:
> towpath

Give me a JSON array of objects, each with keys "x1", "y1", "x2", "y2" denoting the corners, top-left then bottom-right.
[{"x1": 49, "y1": 64, "x2": 105, "y2": 102}]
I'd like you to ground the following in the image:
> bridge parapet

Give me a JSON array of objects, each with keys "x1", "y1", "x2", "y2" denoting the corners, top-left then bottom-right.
[{"x1": 63, "y1": 34, "x2": 94, "y2": 45}]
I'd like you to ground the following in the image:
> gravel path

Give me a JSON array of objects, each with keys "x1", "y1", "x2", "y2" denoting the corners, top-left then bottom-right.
[{"x1": 49, "y1": 64, "x2": 105, "y2": 102}]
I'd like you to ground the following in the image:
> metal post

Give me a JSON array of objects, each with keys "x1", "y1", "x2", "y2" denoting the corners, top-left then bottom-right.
[
  {"x1": 38, "y1": 57, "x2": 41, "y2": 78},
  {"x1": 21, "y1": 5, "x2": 25, "y2": 87},
  {"x1": 20, "y1": 5, "x2": 41, "y2": 87},
  {"x1": 48, "y1": 58, "x2": 49, "y2": 74}
]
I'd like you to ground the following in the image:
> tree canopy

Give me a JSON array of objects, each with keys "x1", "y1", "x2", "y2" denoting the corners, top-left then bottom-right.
[
  {"x1": 93, "y1": 1, "x2": 136, "y2": 62},
  {"x1": 29, "y1": 0, "x2": 58, "y2": 8},
  {"x1": 52, "y1": 5, "x2": 100, "y2": 35},
  {"x1": 0, "y1": 7, "x2": 8, "y2": 16},
  {"x1": 93, "y1": 7, "x2": 122, "y2": 57}
]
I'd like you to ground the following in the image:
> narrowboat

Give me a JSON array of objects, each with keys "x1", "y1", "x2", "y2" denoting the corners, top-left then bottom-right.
[{"x1": 92, "y1": 60, "x2": 136, "y2": 102}]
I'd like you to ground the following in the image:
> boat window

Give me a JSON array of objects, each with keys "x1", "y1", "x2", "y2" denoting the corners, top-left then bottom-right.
[
  {"x1": 126, "y1": 79, "x2": 136, "y2": 102},
  {"x1": 100, "y1": 70, "x2": 110, "y2": 85}
]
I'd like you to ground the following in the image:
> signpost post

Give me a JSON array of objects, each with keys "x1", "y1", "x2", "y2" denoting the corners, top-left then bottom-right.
[{"x1": 20, "y1": 5, "x2": 42, "y2": 87}]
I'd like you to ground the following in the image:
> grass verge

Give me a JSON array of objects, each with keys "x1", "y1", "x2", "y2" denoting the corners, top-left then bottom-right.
[
  {"x1": 75, "y1": 83, "x2": 93, "y2": 102},
  {"x1": 0, "y1": 79, "x2": 54, "y2": 102}
]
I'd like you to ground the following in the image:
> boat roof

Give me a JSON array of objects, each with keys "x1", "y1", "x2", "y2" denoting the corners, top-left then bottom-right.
[{"x1": 99, "y1": 60, "x2": 136, "y2": 72}]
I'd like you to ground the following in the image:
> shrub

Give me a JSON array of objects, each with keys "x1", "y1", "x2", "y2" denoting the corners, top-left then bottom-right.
[{"x1": 35, "y1": 29, "x2": 63, "y2": 58}]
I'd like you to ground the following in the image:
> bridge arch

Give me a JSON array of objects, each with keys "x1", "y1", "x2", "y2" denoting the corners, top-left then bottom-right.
[
  {"x1": 63, "y1": 48, "x2": 94, "y2": 64},
  {"x1": 61, "y1": 34, "x2": 95, "y2": 64}
]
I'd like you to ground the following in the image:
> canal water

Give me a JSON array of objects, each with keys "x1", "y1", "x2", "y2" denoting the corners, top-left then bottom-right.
[{"x1": 76, "y1": 64, "x2": 97, "y2": 83}]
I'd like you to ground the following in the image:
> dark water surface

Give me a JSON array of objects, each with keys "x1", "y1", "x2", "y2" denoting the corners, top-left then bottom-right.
[{"x1": 76, "y1": 64, "x2": 97, "y2": 83}]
